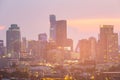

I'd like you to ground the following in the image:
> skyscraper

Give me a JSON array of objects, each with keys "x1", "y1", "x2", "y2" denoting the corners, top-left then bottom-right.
[
  {"x1": 76, "y1": 37, "x2": 97, "y2": 62},
  {"x1": 49, "y1": 14, "x2": 56, "y2": 42},
  {"x1": 6, "y1": 24, "x2": 21, "y2": 59},
  {"x1": 49, "y1": 15, "x2": 73, "y2": 54},
  {"x1": 38, "y1": 33, "x2": 48, "y2": 61},
  {"x1": 21, "y1": 37, "x2": 27, "y2": 57},
  {"x1": 89, "y1": 37, "x2": 97, "y2": 60},
  {"x1": 28, "y1": 40, "x2": 39, "y2": 57},
  {"x1": 98, "y1": 25, "x2": 118, "y2": 63},
  {"x1": 56, "y1": 20, "x2": 67, "y2": 47},
  {"x1": 0, "y1": 40, "x2": 4, "y2": 56},
  {"x1": 77, "y1": 39, "x2": 91, "y2": 61}
]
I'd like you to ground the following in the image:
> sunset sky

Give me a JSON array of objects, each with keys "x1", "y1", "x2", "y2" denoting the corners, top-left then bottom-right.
[{"x1": 0, "y1": 0, "x2": 120, "y2": 46}]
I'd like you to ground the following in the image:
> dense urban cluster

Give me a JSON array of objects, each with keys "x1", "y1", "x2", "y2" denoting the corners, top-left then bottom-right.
[{"x1": 0, "y1": 15, "x2": 120, "y2": 80}]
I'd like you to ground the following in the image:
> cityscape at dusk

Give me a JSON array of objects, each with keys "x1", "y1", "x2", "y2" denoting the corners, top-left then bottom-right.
[
  {"x1": 1, "y1": 0, "x2": 120, "y2": 43},
  {"x1": 1, "y1": 0, "x2": 120, "y2": 80}
]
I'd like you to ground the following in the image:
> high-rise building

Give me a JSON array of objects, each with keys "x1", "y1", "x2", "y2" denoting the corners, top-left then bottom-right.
[
  {"x1": 89, "y1": 37, "x2": 97, "y2": 60},
  {"x1": 56, "y1": 20, "x2": 67, "y2": 47},
  {"x1": 118, "y1": 33, "x2": 120, "y2": 52},
  {"x1": 49, "y1": 14, "x2": 56, "y2": 41},
  {"x1": 98, "y1": 25, "x2": 118, "y2": 63},
  {"x1": 49, "y1": 15, "x2": 70, "y2": 48},
  {"x1": 38, "y1": 33, "x2": 48, "y2": 61},
  {"x1": 0, "y1": 40, "x2": 4, "y2": 56},
  {"x1": 28, "y1": 40, "x2": 39, "y2": 57},
  {"x1": 76, "y1": 37, "x2": 97, "y2": 62},
  {"x1": 49, "y1": 15, "x2": 73, "y2": 61},
  {"x1": 21, "y1": 37, "x2": 28, "y2": 57},
  {"x1": 78, "y1": 39, "x2": 91, "y2": 61},
  {"x1": 65, "y1": 39, "x2": 73, "y2": 51},
  {"x1": 6, "y1": 24, "x2": 21, "y2": 59}
]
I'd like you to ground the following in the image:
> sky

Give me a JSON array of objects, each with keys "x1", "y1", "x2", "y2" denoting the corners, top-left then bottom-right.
[{"x1": 0, "y1": 0, "x2": 120, "y2": 47}]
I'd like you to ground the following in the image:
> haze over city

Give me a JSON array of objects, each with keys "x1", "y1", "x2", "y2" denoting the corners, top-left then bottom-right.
[
  {"x1": 1, "y1": 0, "x2": 120, "y2": 80},
  {"x1": 0, "y1": 0, "x2": 120, "y2": 46}
]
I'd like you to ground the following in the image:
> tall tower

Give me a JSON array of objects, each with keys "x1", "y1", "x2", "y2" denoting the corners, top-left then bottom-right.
[
  {"x1": 0, "y1": 40, "x2": 4, "y2": 56},
  {"x1": 56, "y1": 20, "x2": 67, "y2": 47},
  {"x1": 49, "y1": 15, "x2": 56, "y2": 42},
  {"x1": 21, "y1": 37, "x2": 27, "y2": 57},
  {"x1": 89, "y1": 37, "x2": 97, "y2": 60},
  {"x1": 6, "y1": 24, "x2": 21, "y2": 59},
  {"x1": 76, "y1": 37, "x2": 97, "y2": 62},
  {"x1": 98, "y1": 25, "x2": 118, "y2": 63},
  {"x1": 38, "y1": 33, "x2": 48, "y2": 61},
  {"x1": 79, "y1": 39, "x2": 91, "y2": 61}
]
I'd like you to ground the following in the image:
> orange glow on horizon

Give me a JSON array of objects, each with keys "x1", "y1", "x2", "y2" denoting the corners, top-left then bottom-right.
[
  {"x1": 68, "y1": 18, "x2": 120, "y2": 27},
  {"x1": 0, "y1": 25, "x2": 5, "y2": 30}
]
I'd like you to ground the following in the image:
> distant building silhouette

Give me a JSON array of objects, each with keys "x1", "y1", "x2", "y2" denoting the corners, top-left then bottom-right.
[
  {"x1": 49, "y1": 15, "x2": 73, "y2": 50},
  {"x1": 76, "y1": 39, "x2": 91, "y2": 62},
  {"x1": 56, "y1": 20, "x2": 67, "y2": 47},
  {"x1": 48, "y1": 15, "x2": 73, "y2": 62},
  {"x1": 76, "y1": 37, "x2": 97, "y2": 62},
  {"x1": 38, "y1": 33, "x2": 48, "y2": 61},
  {"x1": 49, "y1": 14, "x2": 56, "y2": 42},
  {"x1": 38, "y1": 33, "x2": 47, "y2": 41},
  {"x1": 97, "y1": 25, "x2": 118, "y2": 63},
  {"x1": 21, "y1": 37, "x2": 28, "y2": 57},
  {"x1": 89, "y1": 37, "x2": 97, "y2": 60},
  {"x1": 65, "y1": 39, "x2": 73, "y2": 51},
  {"x1": 28, "y1": 40, "x2": 39, "y2": 57},
  {"x1": 0, "y1": 40, "x2": 4, "y2": 56},
  {"x1": 6, "y1": 24, "x2": 21, "y2": 59}
]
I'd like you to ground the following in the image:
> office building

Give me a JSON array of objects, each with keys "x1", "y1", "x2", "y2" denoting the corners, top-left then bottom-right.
[
  {"x1": 6, "y1": 24, "x2": 21, "y2": 59},
  {"x1": 49, "y1": 14, "x2": 56, "y2": 42},
  {"x1": 28, "y1": 40, "x2": 39, "y2": 57},
  {"x1": 76, "y1": 37, "x2": 97, "y2": 62},
  {"x1": 0, "y1": 40, "x2": 4, "y2": 56},
  {"x1": 21, "y1": 37, "x2": 28, "y2": 57},
  {"x1": 77, "y1": 39, "x2": 91, "y2": 62},
  {"x1": 98, "y1": 25, "x2": 118, "y2": 63},
  {"x1": 64, "y1": 39, "x2": 73, "y2": 51},
  {"x1": 38, "y1": 33, "x2": 47, "y2": 41},
  {"x1": 56, "y1": 20, "x2": 67, "y2": 47},
  {"x1": 49, "y1": 15, "x2": 70, "y2": 48},
  {"x1": 89, "y1": 37, "x2": 97, "y2": 60},
  {"x1": 38, "y1": 33, "x2": 48, "y2": 61}
]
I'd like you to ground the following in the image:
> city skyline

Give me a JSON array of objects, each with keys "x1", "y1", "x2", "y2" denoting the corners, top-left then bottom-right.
[
  {"x1": 0, "y1": 0, "x2": 120, "y2": 46},
  {"x1": 1, "y1": 1, "x2": 120, "y2": 79}
]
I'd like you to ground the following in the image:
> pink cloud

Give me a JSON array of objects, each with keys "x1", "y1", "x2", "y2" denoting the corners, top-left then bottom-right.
[{"x1": 0, "y1": 25, "x2": 5, "y2": 30}]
